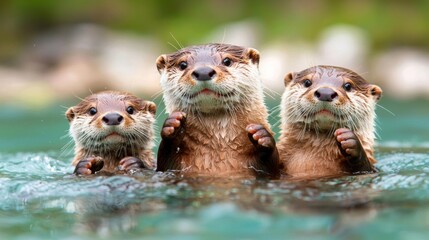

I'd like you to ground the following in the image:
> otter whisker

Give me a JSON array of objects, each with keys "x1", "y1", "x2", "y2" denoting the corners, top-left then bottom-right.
[
  {"x1": 262, "y1": 85, "x2": 281, "y2": 100},
  {"x1": 151, "y1": 89, "x2": 165, "y2": 100},
  {"x1": 376, "y1": 103, "x2": 395, "y2": 116}
]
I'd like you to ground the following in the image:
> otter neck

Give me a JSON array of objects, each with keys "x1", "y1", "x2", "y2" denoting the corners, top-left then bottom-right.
[
  {"x1": 178, "y1": 101, "x2": 269, "y2": 174},
  {"x1": 287, "y1": 122, "x2": 340, "y2": 134}
]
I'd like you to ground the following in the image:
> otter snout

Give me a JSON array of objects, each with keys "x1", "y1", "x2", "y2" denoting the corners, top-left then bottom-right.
[
  {"x1": 192, "y1": 67, "x2": 216, "y2": 81},
  {"x1": 314, "y1": 87, "x2": 338, "y2": 102},
  {"x1": 102, "y1": 113, "x2": 124, "y2": 126}
]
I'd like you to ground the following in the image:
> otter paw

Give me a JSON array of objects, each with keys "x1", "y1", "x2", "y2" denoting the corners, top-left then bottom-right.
[
  {"x1": 335, "y1": 128, "x2": 361, "y2": 158},
  {"x1": 161, "y1": 111, "x2": 186, "y2": 140},
  {"x1": 119, "y1": 157, "x2": 145, "y2": 172},
  {"x1": 73, "y1": 157, "x2": 104, "y2": 175},
  {"x1": 246, "y1": 124, "x2": 276, "y2": 151}
]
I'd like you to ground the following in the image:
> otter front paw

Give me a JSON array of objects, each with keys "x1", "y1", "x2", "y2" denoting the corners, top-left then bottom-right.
[
  {"x1": 246, "y1": 124, "x2": 280, "y2": 179},
  {"x1": 335, "y1": 128, "x2": 362, "y2": 158},
  {"x1": 161, "y1": 112, "x2": 186, "y2": 140},
  {"x1": 119, "y1": 157, "x2": 145, "y2": 173},
  {"x1": 335, "y1": 128, "x2": 375, "y2": 173},
  {"x1": 246, "y1": 124, "x2": 276, "y2": 151},
  {"x1": 73, "y1": 157, "x2": 104, "y2": 175}
]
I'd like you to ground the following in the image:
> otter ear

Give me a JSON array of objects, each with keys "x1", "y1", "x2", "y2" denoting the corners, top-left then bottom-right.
[
  {"x1": 245, "y1": 48, "x2": 260, "y2": 65},
  {"x1": 65, "y1": 107, "x2": 75, "y2": 122},
  {"x1": 284, "y1": 72, "x2": 295, "y2": 87},
  {"x1": 144, "y1": 101, "x2": 157, "y2": 116},
  {"x1": 156, "y1": 55, "x2": 167, "y2": 73},
  {"x1": 370, "y1": 84, "x2": 382, "y2": 101}
]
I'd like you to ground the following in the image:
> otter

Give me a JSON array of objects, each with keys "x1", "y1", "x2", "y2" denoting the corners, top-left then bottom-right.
[
  {"x1": 65, "y1": 91, "x2": 156, "y2": 175},
  {"x1": 155, "y1": 43, "x2": 280, "y2": 179},
  {"x1": 278, "y1": 65, "x2": 382, "y2": 178}
]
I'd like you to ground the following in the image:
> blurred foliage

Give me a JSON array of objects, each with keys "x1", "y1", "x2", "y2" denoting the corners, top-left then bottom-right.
[{"x1": 1, "y1": 0, "x2": 429, "y2": 61}]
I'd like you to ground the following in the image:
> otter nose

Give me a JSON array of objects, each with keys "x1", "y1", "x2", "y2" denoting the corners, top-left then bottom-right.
[
  {"x1": 102, "y1": 113, "x2": 123, "y2": 126},
  {"x1": 192, "y1": 67, "x2": 216, "y2": 81},
  {"x1": 314, "y1": 87, "x2": 338, "y2": 102}
]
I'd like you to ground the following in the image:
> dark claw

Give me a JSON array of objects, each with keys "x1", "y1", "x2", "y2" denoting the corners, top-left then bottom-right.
[
  {"x1": 334, "y1": 128, "x2": 374, "y2": 173},
  {"x1": 246, "y1": 124, "x2": 275, "y2": 152},
  {"x1": 161, "y1": 111, "x2": 186, "y2": 140},
  {"x1": 119, "y1": 157, "x2": 145, "y2": 172},
  {"x1": 73, "y1": 157, "x2": 104, "y2": 175},
  {"x1": 335, "y1": 128, "x2": 360, "y2": 158},
  {"x1": 246, "y1": 123, "x2": 280, "y2": 179},
  {"x1": 156, "y1": 112, "x2": 187, "y2": 171}
]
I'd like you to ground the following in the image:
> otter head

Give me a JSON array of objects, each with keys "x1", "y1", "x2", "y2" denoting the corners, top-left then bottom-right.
[
  {"x1": 156, "y1": 43, "x2": 261, "y2": 115},
  {"x1": 281, "y1": 65, "x2": 382, "y2": 132},
  {"x1": 66, "y1": 91, "x2": 156, "y2": 152}
]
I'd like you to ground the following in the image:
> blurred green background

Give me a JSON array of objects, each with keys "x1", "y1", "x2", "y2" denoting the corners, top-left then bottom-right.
[
  {"x1": 0, "y1": 0, "x2": 428, "y2": 152},
  {"x1": 1, "y1": 0, "x2": 429, "y2": 57},
  {"x1": 1, "y1": 0, "x2": 429, "y2": 104},
  {"x1": 1, "y1": 3, "x2": 429, "y2": 240}
]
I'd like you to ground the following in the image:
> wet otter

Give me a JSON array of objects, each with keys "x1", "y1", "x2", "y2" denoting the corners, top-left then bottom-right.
[
  {"x1": 66, "y1": 91, "x2": 156, "y2": 175},
  {"x1": 278, "y1": 65, "x2": 382, "y2": 178},
  {"x1": 155, "y1": 43, "x2": 280, "y2": 179}
]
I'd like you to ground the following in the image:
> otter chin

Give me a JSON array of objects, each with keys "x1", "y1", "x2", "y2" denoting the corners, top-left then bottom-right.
[
  {"x1": 314, "y1": 109, "x2": 337, "y2": 128},
  {"x1": 103, "y1": 132, "x2": 125, "y2": 142},
  {"x1": 66, "y1": 91, "x2": 157, "y2": 175},
  {"x1": 278, "y1": 65, "x2": 382, "y2": 179},
  {"x1": 155, "y1": 43, "x2": 280, "y2": 179},
  {"x1": 186, "y1": 87, "x2": 235, "y2": 113}
]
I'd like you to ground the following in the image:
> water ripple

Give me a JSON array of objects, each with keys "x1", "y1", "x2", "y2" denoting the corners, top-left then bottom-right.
[{"x1": 1, "y1": 151, "x2": 429, "y2": 239}]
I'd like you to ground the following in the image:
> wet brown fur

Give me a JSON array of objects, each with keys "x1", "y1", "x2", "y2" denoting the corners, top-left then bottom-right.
[
  {"x1": 170, "y1": 111, "x2": 270, "y2": 176},
  {"x1": 156, "y1": 43, "x2": 278, "y2": 178},
  {"x1": 278, "y1": 65, "x2": 382, "y2": 178},
  {"x1": 66, "y1": 91, "x2": 156, "y2": 171}
]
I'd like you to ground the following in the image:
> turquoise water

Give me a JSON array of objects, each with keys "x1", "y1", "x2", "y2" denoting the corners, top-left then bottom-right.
[{"x1": 0, "y1": 97, "x2": 428, "y2": 239}]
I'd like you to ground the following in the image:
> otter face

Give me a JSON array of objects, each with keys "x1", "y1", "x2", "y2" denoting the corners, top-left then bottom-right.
[
  {"x1": 156, "y1": 44, "x2": 261, "y2": 115},
  {"x1": 281, "y1": 65, "x2": 382, "y2": 131},
  {"x1": 66, "y1": 91, "x2": 156, "y2": 151}
]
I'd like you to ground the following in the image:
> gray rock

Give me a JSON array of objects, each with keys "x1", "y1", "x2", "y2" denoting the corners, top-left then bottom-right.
[{"x1": 372, "y1": 48, "x2": 429, "y2": 99}]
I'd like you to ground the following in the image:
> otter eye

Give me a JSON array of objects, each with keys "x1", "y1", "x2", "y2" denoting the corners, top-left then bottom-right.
[
  {"x1": 179, "y1": 61, "x2": 188, "y2": 70},
  {"x1": 126, "y1": 106, "x2": 135, "y2": 114},
  {"x1": 88, "y1": 107, "x2": 97, "y2": 116},
  {"x1": 343, "y1": 83, "x2": 352, "y2": 92},
  {"x1": 222, "y1": 57, "x2": 232, "y2": 67},
  {"x1": 303, "y1": 79, "x2": 312, "y2": 88}
]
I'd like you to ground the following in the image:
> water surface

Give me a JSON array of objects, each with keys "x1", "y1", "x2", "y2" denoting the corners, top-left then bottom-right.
[{"x1": 0, "y1": 97, "x2": 428, "y2": 239}]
